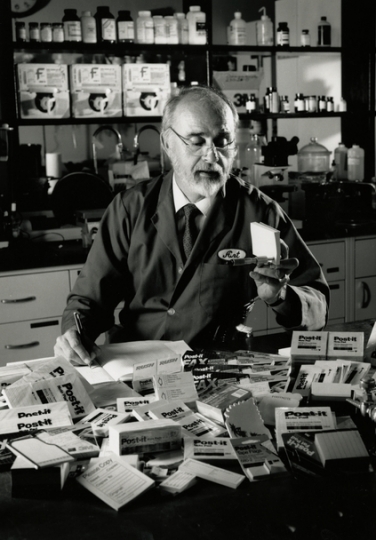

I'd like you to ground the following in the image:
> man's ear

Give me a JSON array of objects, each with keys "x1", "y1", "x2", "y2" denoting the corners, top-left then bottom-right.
[{"x1": 160, "y1": 132, "x2": 170, "y2": 155}]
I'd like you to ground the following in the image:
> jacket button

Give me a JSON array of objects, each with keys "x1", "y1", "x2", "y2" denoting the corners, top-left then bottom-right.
[
  {"x1": 167, "y1": 308, "x2": 176, "y2": 316},
  {"x1": 178, "y1": 267, "x2": 183, "y2": 274}
]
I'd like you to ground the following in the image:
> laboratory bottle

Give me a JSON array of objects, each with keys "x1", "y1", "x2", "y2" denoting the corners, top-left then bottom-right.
[
  {"x1": 0, "y1": 124, "x2": 10, "y2": 162},
  {"x1": 62, "y1": 9, "x2": 81, "y2": 42},
  {"x1": 175, "y1": 13, "x2": 189, "y2": 44},
  {"x1": 116, "y1": 11, "x2": 134, "y2": 43},
  {"x1": 95, "y1": 6, "x2": 116, "y2": 43},
  {"x1": 347, "y1": 145, "x2": 365, "y2": 181},
  {"x1": 338, "y1": 97, "x2": 347, "y2": 112},
  {"x1": 276, "y1": 22, "x2": 289, "y2": 46},
  {"x1": 270, "y1": 87, "x2": 280, "y2": 113},
  {"x1": 153, "y1": 16, "x2": 167, "y2": 44},
  {"x1": 228, "y1": 12, "x2": 246, "y2": 45},
  {"x1": 245, "y1": 134, "x2": 262, "y2": 184},
  {"x1": 165, "y1": 16, "x2": 179, "y2": 44},
  {"x1": 256, "y1": 7, "x2": 274, "y2": 46},
  {"x1": 187, "y1": 6, "x2": 206, "y2": 45},
  {"x1": 136, "y1": 11, "x2": 154, "y2": 44},
  {"x1": 15, "y1": 22, "x2": 27, "y2": 43},
  {"x1": 40, "y1": 23, "x2": 52, "y2": 42},
  {"x1": 29, "y1": 22, "x2": 40, "y2": 42},
  {"x1": 81, "y1": 11, "x2": 97, "y2": 43},
  {"x1": 334, "y1": 143, "x2": 348, "y2": 180},
  {"x1": 246, "y1": 94, "x2": 257, "y2": 113},
  {"x1": 301, "y1": 29, "x2": 310, "y2": 47},
  {"x1": 318, "y1": 16, "x2": 331, "y2": 46}
]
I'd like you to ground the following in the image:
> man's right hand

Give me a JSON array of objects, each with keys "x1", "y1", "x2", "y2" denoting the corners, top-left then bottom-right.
[{"x1": 54, "y1": 327, "x2": 99, "y2": 366}]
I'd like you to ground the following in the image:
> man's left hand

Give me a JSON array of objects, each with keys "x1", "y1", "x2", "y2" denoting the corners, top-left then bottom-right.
[{"x1": 250, "y1": 240, "x2": 299, "y2": 306}]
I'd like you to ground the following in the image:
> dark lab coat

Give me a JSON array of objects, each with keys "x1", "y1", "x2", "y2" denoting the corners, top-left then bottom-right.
[{"x1": 62, "y1": 171, "x2": 329, "y2": 348}]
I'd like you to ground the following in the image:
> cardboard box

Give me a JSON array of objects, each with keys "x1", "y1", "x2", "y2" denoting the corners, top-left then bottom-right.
[
  {"x1": 327, "y1": 332, "x2": 364, "y2": 361},
  {"x1": 70, "y1": 64, "x2": 122, "y2": 118},
  {"x1": 212, "y1": 71, "x2": 261, "y2": 114},
  {"x1": 290, "y1": 331, "x2": 328, "y2": 364},
  {"x1": 17, "y1": 63, "x2": 70, "y2": 119},
  {"x1": 122, "y1": 63, "x2": 170, "y2": 117}
]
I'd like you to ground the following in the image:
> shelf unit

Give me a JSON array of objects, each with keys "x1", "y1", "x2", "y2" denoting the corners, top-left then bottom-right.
[{"x1": 1, "y1": 0, "x2": 376, "y2": 198}]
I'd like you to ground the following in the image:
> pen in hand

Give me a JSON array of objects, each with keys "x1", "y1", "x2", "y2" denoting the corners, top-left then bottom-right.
[{"x1": 73, "y1": 311, "x2": 96, "y2": 368}]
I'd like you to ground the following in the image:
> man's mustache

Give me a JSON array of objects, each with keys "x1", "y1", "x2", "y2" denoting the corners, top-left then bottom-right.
[{"x1": 193, "y1": 164, "x2": 222, "y2": 173}]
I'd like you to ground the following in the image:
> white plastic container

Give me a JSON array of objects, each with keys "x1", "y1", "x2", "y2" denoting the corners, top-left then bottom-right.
[
  {"x1": 334, "y1": 142, "x2": 348, "y2": 180},
  {"x1": 187, "y1": 6, "x2": 206, "y2": 45},
  {"x1": 137, "y1": 11, "x2": 154, "y2": 44},
  {"x1": 245, "y1": 134, "x2": 262, "y2": 184},
  {"x1": 228, "y1": 12, "x2": 246, "y2": 45},
  {"x1": 81, "y1": 11, "x2": 97, "y2": 43},
  {"x1": 165, "y1": 16, "x2": 179, "y2": 44},
  {"x1": 175, "y1": 13, "x2": 189, "y2": 44},
  {"x1": 153, "y1": 16, "x2": 167, "y2": 44},
  {"x1": 256, "y1": 7, "x2": 273, "y2": 45},
  {"x1": 347, "y1": 145, "x2": 365, "y2": 181}
]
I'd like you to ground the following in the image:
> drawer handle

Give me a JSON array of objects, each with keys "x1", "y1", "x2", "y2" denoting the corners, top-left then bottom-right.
[
  {"x1": 31, "y1": 320, "x2": 59, "y2": 329},
  {"x1": 1, "y1": 296, "x2": 37, "y2": 304},
  {"x1": 5, "y1": 341, "x2": 40, "y2": 350},
  {"x1": 329, "y1": 284, "x2": 340, "y2": 290},
  {"x1": 327, "y1": 267, "x2": 340, "y2": 274},
  {"x1": 361, "y1": 281, "x2": 371, "y2": 309}
]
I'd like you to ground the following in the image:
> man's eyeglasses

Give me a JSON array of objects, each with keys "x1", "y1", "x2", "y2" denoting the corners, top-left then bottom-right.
[{"x1": 167, "y1": 126, "x2": 236, "y2": 155}]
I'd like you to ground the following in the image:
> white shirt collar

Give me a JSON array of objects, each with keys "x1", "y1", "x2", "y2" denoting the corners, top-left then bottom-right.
[{"x1": 172, "y1": 174, "x2": 220, "y2": 216}]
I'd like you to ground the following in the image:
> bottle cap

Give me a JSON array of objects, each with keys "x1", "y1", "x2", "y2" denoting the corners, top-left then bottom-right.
[
  {"x1": 81, "y1": 11, "x2": 92, "y2": 17},
  {"x1": 259, "y1": 7, "x2": 270, "y2": 20},
  {"x1": 190, "y1": 6, "x2": 201, "y2": 12},
  {"x1": 234, "y1": 12, "x2": 242, "y2": 18}
]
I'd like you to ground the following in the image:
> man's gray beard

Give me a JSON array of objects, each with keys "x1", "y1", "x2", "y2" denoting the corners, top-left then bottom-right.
[{"x1": 172, "y1": 160, "x2": 230, "y2": 198}]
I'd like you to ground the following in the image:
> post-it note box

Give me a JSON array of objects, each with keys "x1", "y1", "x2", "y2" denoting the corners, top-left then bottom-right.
[
  {"x1": 290, "y1": 331, "x2": 328, "y2": 363},
  {"x1": 327, "y1": 332, "x2": 364, "y2": 361}
]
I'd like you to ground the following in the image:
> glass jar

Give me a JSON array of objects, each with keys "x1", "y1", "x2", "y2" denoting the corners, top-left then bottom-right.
[
  {"x1": 15, "y1": 22, "x2": 27, "y2": 43},
  {"x1": 63, "y1": 9, "x2": 82, "y2": 42},
  {"x1": 117, "y1": 10, "x2": 134, "y2": 43},
  {"x1": 298, "y1": 137, "x2": 331, "y2": 173},
  {"x1": 52, "y1": 23, "x2": 64, "y2": 42},
  {"x1": 40, "y1": 23, "x2": 52, "y2": 42},
  {"x1": 29, "y1": 22, "x2": 40, "y2": 42},
  {"x1": 95, "y1": 6, "x2": 116, "y2": 43}
]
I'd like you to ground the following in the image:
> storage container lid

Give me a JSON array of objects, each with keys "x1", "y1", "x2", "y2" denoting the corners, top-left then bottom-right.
[{"x1": 298, "y1": 137, "x2": 330, "y2": 156}]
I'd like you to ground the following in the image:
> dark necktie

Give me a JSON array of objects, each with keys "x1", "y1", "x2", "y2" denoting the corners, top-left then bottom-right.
[{"x1": 182, "y1": 203, "x2": 200, "y2": 260}]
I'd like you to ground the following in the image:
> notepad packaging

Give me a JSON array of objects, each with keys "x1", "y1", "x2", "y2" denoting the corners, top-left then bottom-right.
[
  {"x1": 108, "y1": 419, "x2": 182, "y2": 456},
  {"x1": 17, "y1": 63, "x2": 70, "y2": 119},
  {"x1": 122, "y1": 63, "x2": 170, "y2": 116},
  {"x1": 70, "y1": 64, "x2": 122, "y2": 118}
]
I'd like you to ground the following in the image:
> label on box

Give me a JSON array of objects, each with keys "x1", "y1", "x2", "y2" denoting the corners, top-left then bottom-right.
[
  {"x1": 327, "y1": 332, "x2": 364, "y2": 359},
  {"x1": 213, "y1": 71, "x2": 261, "y2": 113},
  {"x1": 70, "y1": 64, "x2": 122, "y2": 117},
  {"x1": 291, "y1": 331, "x2": 328, "y2": 360},
  {"x1": 17, "y1": 63, "x2": 70, "y2": 118},
  {"x1": 122, "y1": 64, "x2": 170, "y2": 117}
]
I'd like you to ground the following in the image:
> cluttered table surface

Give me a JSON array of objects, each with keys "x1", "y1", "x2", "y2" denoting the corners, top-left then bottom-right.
[{"x1": 2, "y1": 320, "x2": 376, "y2": 540}]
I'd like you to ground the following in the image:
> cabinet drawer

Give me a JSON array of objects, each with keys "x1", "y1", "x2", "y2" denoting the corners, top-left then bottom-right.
[
  {"x1": 355, "y1": 238, "x2": 376, "y2": 277},
  {"x1": 0, "y1": 317, "x2": 61, "y2": 366},
  {"x1": 308, "y1": 242, "x2": 345, "y2": 281},
  {"x1": 0, "y1": 271, "x2": 70, "y2": 324},
  {"x1": 355, "y1": 276, "x2": 376, "y2": 320},
  {"x1": 328, "y1": 281, "x2": 345, "y2": 321}
]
